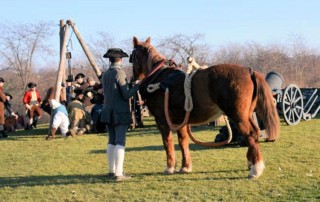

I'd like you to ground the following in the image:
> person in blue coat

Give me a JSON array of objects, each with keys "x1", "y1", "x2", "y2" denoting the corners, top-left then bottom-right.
[{"x1": 100, "y1": 48, "x2": 140, "y2": 181}]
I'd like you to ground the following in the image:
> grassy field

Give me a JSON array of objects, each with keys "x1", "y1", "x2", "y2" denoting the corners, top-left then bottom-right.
[{"x1": 0, "y1": 116, "x2": 319, "y2": 201}]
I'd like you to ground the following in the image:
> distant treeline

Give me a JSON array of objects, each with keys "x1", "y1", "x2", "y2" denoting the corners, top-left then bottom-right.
[{"x1": 0, "y1": 22, "x2": 319, "y2": 118}]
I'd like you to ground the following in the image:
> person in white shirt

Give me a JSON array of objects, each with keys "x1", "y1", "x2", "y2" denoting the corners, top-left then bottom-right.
[{"x1": 46, "y1": 99, "x2": 70, "y2": 140}]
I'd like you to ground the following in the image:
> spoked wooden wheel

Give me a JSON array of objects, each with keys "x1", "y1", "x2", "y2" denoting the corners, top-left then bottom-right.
[{"x1": 282, "y1": 84, "x2": 304, "y2": 126}]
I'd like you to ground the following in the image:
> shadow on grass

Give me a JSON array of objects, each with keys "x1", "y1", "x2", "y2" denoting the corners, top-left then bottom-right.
[
  {"x1": 0, "y1": 174, "x2": 116, "y2": 187},
  {"x1": 0, "y1": 169, "x2": 247, "y2": 188},
  {"x1": 89, "y1": 145, "x2": 164, "y2": 154},
  {"x1": 89, "y1": 142, "x2": 244, "y2": 155},
  {"x1": 5, "y1": 127, "x2": 49, "y2": 137}
]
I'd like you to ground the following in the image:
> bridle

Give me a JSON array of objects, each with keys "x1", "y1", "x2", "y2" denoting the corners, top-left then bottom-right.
[
  {"x1": 130, "y1": 48, "x2": 166, "y2": 81},
  {"x1": 129, "y1": 49, "x2": 136, "y2": 64},
  {"x1": 129, "y1": 49, "x2": 139, "y2": 80}
]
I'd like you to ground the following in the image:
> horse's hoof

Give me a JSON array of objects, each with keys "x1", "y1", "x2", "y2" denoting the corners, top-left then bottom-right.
[
  {"x1": 248, "y1": 161, "x2": 265, "y2": 179},
  {"x1": 164, "y1": 167, "x2": 175, "y2": 175},
  {"x1": 179, "y1": 167, "x2": 192, "y2": 174}
]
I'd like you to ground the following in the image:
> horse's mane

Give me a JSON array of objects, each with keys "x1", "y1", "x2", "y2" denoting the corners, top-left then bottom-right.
[{"x1": 147, "y1": 46, "x2": 166, "y2": 70}]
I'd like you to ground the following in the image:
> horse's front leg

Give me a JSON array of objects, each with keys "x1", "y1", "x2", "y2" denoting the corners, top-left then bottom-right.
[
  {"x1": 238, "y1": 117, "x2": 265, "y2": 178},
  {"x1": 158, "y1": 123, "x2": 176, "y2": 174},
  {"x1": 177, "y1": 125, "x2": 192, "y2": 173}
]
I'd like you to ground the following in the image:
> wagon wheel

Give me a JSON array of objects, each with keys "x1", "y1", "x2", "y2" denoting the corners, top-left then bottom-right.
[{"x1": 282, "y1": 84, "x2": 304, "y2": 126}]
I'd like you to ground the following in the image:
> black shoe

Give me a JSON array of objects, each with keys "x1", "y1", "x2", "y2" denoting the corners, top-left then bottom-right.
[
  {"x1": 25, "y1": 125, "x2": 32, "y2": 130},
  {"x1": 107, "y1": 173, "x2": 115, "y2": 178},
  {"x1": 32, "y1": 120, "x2": 37, "y2": 128},
  {"x1": 1, "y1": 131, "x2": 8, "y2": 138}
]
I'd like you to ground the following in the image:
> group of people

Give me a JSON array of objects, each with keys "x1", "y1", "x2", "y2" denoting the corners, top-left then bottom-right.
[
  {"x1": 1, "y1": 48, "x2": 141, "y2": 182},
  {"x1": 46, "y1": 72, "x2": 104, "y2": 139},
  {"x1": 0, "y1": 79, "x2": 47, "y2": 135}
]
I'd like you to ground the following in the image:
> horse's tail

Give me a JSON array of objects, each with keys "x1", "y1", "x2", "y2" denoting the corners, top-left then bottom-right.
[{"x1": 254, "y1": 72, "x2": 280, "y2": 141}]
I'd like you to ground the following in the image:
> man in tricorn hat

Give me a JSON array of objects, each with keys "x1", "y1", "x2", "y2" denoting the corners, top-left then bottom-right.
[
  {"x1": 23, "y1": 82, "x2": 42, "y2": 129},
  {"x1": 73, "y1": 73, "x2": 88, "y2": 90},
  {"x1": 100, "y1": 48, "x2": 141, "y2": 181}
]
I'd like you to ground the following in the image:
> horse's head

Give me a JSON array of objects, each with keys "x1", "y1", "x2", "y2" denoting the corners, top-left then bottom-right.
[{"x1": 130, "y1": 36, "x2": 165, "y2": 80}]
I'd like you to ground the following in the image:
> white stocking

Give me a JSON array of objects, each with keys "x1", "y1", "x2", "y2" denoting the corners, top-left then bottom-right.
[
  {"x1": 107, "y1": 144, "x2": 116, "y2": 174},
  {"x1": 115, "y1": 145, "x2": 125, "y2": 177}
]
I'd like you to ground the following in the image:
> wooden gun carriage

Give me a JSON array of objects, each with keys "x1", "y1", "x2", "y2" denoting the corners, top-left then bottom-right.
[{"x1": 265, "y1": 72, "x2": 320, "y2": 126}]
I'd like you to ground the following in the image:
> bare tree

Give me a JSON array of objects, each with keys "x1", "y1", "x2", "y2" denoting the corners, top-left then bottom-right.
[
  {"x1": 287, "y1": 35, "x2": 316, "y2": 86},
  {"x1": 87, "y1": 32, "x2": 116, "y2": 70},
  {"x1": 213, "y1": 43, "x2": 244, "y2": 65},
  {"x1": 157, "y1": 33, "x2": 212, "y2": 66},
  {"x1": 0, "y1": 22, "x2": 54, "y2": 90}
]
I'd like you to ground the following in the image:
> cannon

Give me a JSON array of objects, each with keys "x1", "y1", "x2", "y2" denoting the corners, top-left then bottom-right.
[{"x1": 265, "y1": 71, "x2": 320, "y2": 126}]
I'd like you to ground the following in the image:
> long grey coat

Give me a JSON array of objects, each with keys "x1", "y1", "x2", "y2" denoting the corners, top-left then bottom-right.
[{"x1": 100, "y1": 63, "x2": 139, "y2": 126}]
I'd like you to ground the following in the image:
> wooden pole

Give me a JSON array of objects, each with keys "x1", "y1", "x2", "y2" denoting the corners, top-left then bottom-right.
[
  {"x1": 48, "y1": 19, "x2": 66, "y2": 136},
  {"x1": 59, "y1": 19, "x2": 65, "y2": 56},
  {"x1": 67, "y1": 19, "x2": 102, "y2": 78},
  {"x1": 54, "y1": 21, "x2": 69, "y2": 101},
  {"x1": 59, "y1": 20, "x2": 67, "y2": 102}
]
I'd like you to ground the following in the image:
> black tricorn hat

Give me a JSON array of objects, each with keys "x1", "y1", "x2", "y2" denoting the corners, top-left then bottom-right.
[
  {"x1": 0, "y1": 77, "x2": 4, "y2": 83},
  {"x1": 4, "y1": 92, "x2": 12, "y2": 99},
  {"x1": 103, "y1": 48, "x2": 129, "y2": 58},
  {"x1": 75, "y1": 73, "x2": 85, "y2": 80},
  {"x1": 27, "y1": 82, "x2": 37, "y2": 88},
  {"x1": 66, "y1": 78, "x2": 73, "y2": 82},
  {"x1": 66, "y1": 75, "x2": 74, "y2": 82}
]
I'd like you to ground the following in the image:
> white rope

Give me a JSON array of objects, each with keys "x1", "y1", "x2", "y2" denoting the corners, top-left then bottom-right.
[
  {"x1": 184, "y1": 70, "x2": 197, "y2": 112},
  {"x1": 223, "y1": 115, "x2": 233, "y2": 143},
  {"x1": 146, "y1": 70, "x2": 197, "y2": 112}
]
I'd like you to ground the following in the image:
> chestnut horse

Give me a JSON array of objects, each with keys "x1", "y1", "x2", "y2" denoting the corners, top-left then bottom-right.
[{"x1": 131, "y1": 37, "x2": 280, "y2": 178}]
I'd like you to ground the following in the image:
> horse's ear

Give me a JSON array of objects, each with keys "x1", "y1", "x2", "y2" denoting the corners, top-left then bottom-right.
[
  {"x1": 133, "y1": 36, "x2": 139, "y2": 47},
  {"x1": 146, "y1": 37, "x2": 151, "y2": 44}
]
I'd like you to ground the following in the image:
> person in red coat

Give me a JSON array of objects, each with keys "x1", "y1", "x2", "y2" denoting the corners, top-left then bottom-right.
[
  {"x1": 0, "y1": 77, "x2": 8, "y2": 138},
  {"x1": 23, "y1": 82, "x2": 43, "y2": 129}
]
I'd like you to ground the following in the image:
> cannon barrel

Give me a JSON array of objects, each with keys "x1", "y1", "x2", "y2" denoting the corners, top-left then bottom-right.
[{"x1": 265, "y1": 71, "x2": 284, "y2": 93}]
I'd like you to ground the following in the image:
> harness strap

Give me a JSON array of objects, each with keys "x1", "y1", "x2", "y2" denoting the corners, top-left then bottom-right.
[{"x1": 145, "y1": 60, "x2": 166, "y2": 79}]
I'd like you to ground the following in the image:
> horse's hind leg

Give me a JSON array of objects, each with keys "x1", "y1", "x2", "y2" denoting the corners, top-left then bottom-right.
[
  {"x1": 157, "y1": 123, "x2": 176, "y2": 174},
  {"x1": 177, "y1": 125, "x2": 192, "y2": 173},
  {"x1": 236, "y1": 117, "x2": 264, "y2": 178}
]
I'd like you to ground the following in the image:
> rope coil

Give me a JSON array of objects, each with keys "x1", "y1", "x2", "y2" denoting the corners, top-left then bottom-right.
[{"x1": 184, "y1": 70, "x2": 197, "y2": 112}]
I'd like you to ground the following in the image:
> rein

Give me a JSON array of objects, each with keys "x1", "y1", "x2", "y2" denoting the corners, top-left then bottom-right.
[{"x1": 145, "y1": 59, "x2": 166, "y2": 79}]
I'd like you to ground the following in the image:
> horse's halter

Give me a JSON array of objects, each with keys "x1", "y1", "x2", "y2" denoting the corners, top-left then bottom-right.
[
  {"x1": 129, "y1": 49, "x2": 136, "y2": 64},
  {"x1": 129, "y1": 49, "x2": 140, "y2": 80},
  {"x1": 130, "y1": 46, "x2": 163, "y2": 80}
]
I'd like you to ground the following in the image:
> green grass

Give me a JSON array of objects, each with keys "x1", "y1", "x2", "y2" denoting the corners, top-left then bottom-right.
[{"x1": 0, "y1": 117, "x2": 319, "y2": 201}]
